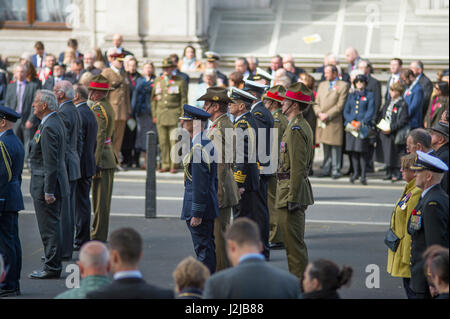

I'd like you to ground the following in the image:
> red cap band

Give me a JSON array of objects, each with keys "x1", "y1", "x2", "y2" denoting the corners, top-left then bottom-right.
[
  {"x1": 285, "y1": 90, "x2": 311, "y2": 102},
  {"x1": 266, "y1": 91, "x2": 284, "y2": 101},
  {"x1": 89, "y1": 82, "x2": 109, "y2": 89}
]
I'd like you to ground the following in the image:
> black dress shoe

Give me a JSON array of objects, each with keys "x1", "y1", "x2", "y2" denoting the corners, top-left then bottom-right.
[
  {"x1": 332, "y1": 173, "x2": 342, "y2": 179},
  {"x1": 0, "y1": 288, "x2": 21, "y2": 297},
  {"x1": 28, "y1": 270, "x2": 61, "y2": 279},
  {"x1": 360, "y1": 178, "x2": 368, "y2": 185},
  {"x1": 269, "y1": 242, "x2": 285, "y2": 250},
  {"x1": 349, "y1": 175, "x2": 358, "y2": 184}
]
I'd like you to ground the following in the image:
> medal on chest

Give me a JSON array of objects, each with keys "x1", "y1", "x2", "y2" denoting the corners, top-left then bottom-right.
[
  {"x1": 398, "y1": 192, "x2": 412, "y2": 210},
  {"x1": 34, "y1": 129, "x2": 41, "y2": 143},
  {"x1": 409, "y1": 209, "x2": 422, "y2": 231},
  {"x1": 280, "y1": 141, "x2": 287, "y2": 153}
]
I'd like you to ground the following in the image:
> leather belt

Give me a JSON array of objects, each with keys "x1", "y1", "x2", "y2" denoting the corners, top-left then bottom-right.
[{"x1": 277, "y1": 172, "x2": 290, "y2": 180}]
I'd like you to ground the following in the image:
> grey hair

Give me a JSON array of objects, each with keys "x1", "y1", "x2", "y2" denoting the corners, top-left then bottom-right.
[
  {"x1": 79, "y1": 241, "x2": 109, "y2": 270},
  {"x1": 54, "y1": 80, "x2": 75, "y2": 99},
  {"x1": 37, "y1": 90, "x2": 58, "y2": 111},
  {"x1": 85, "y1": 50, "x2": 97, "y2": 60}
]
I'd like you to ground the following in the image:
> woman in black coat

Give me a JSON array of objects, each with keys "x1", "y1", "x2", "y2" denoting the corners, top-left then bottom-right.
[
  {"x1": 343, "y1": 75, "x2": 375, "y2": 185},
  {"x1": 376, "y1": 82, "x2": 410, "y2": 181}
]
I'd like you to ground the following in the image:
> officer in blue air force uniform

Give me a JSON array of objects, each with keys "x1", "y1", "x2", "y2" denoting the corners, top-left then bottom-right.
[
  {"x1": 0, "y1": 105, "x2": 25, "y2": 297},
  {"x1": 180, "y1": 104, "x2": 219, "y2": 274}
]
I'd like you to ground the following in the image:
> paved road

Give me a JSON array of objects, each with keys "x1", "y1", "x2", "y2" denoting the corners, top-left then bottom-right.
[{"x1": 11, "y1": 168, "x2": 409, "y2": 299}]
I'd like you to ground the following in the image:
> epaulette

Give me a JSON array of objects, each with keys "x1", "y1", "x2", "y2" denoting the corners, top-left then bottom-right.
[
  {"x1": 0, "y1": 141, "x2": 12, "y2": 182},
  {"x1": 253, "y1": 111, "x2": 263, "y2": 117},
  {"x1": 234, "y1": 119, "x2": 251, "y2": 129},
  {"x1": 291, "y1": 125, "x2": 302, "y2": 131},
  {"x1": 91, "y1": 102, "x2": 109, "y2": 127},
  {"x1": 428, "y1": 201, "x2": 438, "y2": 206},
  {"x1": 274, "y1": 118, "x2": 280, "y2": 123},
  {"x1": 233, "y1": 170, "x2": 246, "y2": 184}
]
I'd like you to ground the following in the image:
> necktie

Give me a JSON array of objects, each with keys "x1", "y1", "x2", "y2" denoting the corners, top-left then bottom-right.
[{"x1": 17, "y1": 83, "x2": 24, "y2": 114}]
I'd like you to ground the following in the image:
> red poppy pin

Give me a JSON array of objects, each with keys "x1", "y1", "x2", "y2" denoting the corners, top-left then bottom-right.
[
  {"x1": 169, "y1": 79, "x2": 174, "y2": 84},
  {"x1": 393, "y1": 107, "x2": 398, "y2": 113},
  {"x1": 361, "y1": 96, "x2": 366, "y2": 101},
  {"x1": 406, "y1": 91, "x2": 411, "y2": 96}
]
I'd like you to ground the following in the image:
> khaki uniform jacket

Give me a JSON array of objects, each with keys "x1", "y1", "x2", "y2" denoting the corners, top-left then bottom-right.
[
  {"x1": 314, "y1": 80, "x2": 349, "y2": 146},
  {"x1": 275, "y1": 114, "x2": 314, "y2": 208},
  {"x1": 272, "y1": 108, "x2": 288, "y2": 148},
  {"x1": 206, "y1": 114, "x2": 240, "y2": 208},
  {"x1": 90, "y1": 99, "x2": 117, "y2": 169},
  {"x1": 151, "y1": 75, "x2": 188, "y2": 127},
  {"x1": 387, "y1": 178, "x2": 421, "y2": 278},
  {"x1": 101, "y1": 68, "x2": 131, "y2": 121}
]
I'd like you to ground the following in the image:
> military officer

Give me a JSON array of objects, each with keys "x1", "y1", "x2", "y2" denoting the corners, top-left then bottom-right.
[
  {"x1": 151, "y1": 57, "x2": 188, "y2": 173},
  {"x1": 407, "y1": 151, "x2": 449, "y2": 299},
  {"x1": 198, "y1": 87, "x2": 240, "y2": 271},
  {"x1": 263, "y1": 85, "x2": 288, "y2": 249},
  {"x1": 243, "y1": 80, "x2": 274, "y2": 260},
  {"x1": 87, "y1": 75, "x2": 117, "y2": 243},
  {"x1": 180, "y1": 104, "x2": 219, "y2": 274},
  {"x1": 0, "y1": 105, "x2": 24, "y2": 297},
  {"x1": 276, "y1": 82, "x2": 315, "y2": 281}
]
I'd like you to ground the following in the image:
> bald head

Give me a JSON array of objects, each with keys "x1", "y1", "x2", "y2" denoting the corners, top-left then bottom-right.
[
  {"x1": 345, "y1": 47, "x2": 359, "y2": 64},
  {"x1": 113, "y1": 34, "x2": 123, "y2": 48},
  {"x1": 78, "y1": 241, "x2": 110, "y2": 277}
]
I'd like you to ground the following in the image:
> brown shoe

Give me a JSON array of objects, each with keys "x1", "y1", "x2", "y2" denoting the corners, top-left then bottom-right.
[{"x1": 170, "y1": 168, "x2": 177, "y2": 174}]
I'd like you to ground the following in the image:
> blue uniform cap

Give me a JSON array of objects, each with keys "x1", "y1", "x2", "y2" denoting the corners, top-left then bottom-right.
[
  {"x1": 179, "y1": 104, "x2": 211, "y2": 121},
  {"x1": 411, "y1": 150, "x2": 449, "y2": 173},
  {"x1": 243, "y1": 80, "x2": 269, "y2": 94},
  {"x1": 0, "y1": 104, "x2": 21, "y2": 122}
]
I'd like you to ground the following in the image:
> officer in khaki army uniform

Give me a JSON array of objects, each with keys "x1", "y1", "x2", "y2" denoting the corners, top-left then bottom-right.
[
  {"x1": 151, "y1": 58, "x2": 188, "y2": 173},
  {"x1": 87, "y1": 75, "x2": 117, "y2": 242},
  {"x1": 198, "y1": 86, "x2": 240, "y2": 271},
  {"x1": 276, "y1": 82, "x2": 315, "y2": 281},
  {"x1": 263, "y1": 85, "x2": 288, "y2": 249}
]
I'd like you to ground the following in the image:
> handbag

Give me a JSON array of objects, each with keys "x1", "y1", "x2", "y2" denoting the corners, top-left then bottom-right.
[
  {"x1": 394, "y1": 125, "x2": 410, "y2": 145},
  {"x1": 384, "y1": 228, "x2": 400, "y2": 252}
]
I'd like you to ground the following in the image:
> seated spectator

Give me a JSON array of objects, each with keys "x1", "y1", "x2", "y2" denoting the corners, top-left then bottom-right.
[
  {"x1": 375, "y1": 82, "x2": 409, "y2": 181},
  {"x1": 424, "y1": 82, "x2": 449, "y2": 128},
  {"x1": 203, "y1": 218, "x2": 301, "y2": 299},
  {"x1": 386, "y1": 153, "x2": 422, "y2": 299},
  {"x1": 179, "y1": 45, "x2": 202, "y2": 72},
  {"x1": 65, "y1": 58, "x2": 84, "y2": 84},
  {"x1": 228, "y1": 71, "x2": 244, "y2": 89},
  {"x1": 301, "y1": 259, "x2": 353, "y2": 299},
  {"x1": 423, "y1": 246, "x2": 449, "y2": 299},
  {"x1": 86, "y1": 227, "x2": 174, "y2": 299},
  {"x1": 54, "y1": 241, "x2": 111, "y2": 299},
  {"x1": 172, "y1": 256, "x2": 210, "y2": 299},
  {"x1": 195, "y1": 69, "x2": 217, "y2": 108},
  {"x1": 59, "y1": 38, "x2": 83, "y2": 64}
]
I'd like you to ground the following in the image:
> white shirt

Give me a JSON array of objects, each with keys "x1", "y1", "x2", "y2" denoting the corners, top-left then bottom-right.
[
  {"x1": 234, "y1": 111, "x2": 249, "y2": 123},
  {"x1": 421, "y1": 183, "x2": 438, "y2": 199},
  {"x1": 113, "y1": 270, "x2": 143, "y2": 280},
  {"x1": 111, "y1": 65, "x2": 120, "y2": 74}
]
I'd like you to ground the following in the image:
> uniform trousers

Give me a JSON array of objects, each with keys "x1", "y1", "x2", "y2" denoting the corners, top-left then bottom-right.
[
  {"x1": 0, "y1": 211, "x2": 22, "y2": 290},
  {"x1": 33, "y1": 196, "x2": 63, "y2": 272},
  {"x1": 279, "y1": 205, "x2": 308, "y2": 281},
  {"x1": 267, "y1": 175, "x2": 283, "y2": 244},
  {"x1": 113, "y1": 120, "x2": 126, "y2": 164},
  {"x1": 91, "y1": 168, "x2": 115, "y2": 242},
  {"x1": 157, "y1": 124, "x2": 177, "y2": 170},
  {"x1": 74, "y1": 176, "x2": 92, "y2": 248},
  {"x1": 186, "y1": 219, "x2": 216, "y2": 275},
  {"x1": 255, "y1": 176, "x2": 270, "y2": 260},
  {"x1": 60, "y1": 180, "x2": 76, "y2": 258},
  {"x1": 214, "y1": 207, "x2": 231, "y2": 272}
]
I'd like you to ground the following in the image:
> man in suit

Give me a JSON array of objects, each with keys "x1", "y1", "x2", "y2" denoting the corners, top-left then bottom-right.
[
  {"x1": 243, "y1": 80, "x2": 274, "y2": 260},
  {"x1": 43, "y1": 62, "x2": 67, "y2": 91},
  {"x1": 28, "y1": 90, "x2": 69, "y2": 279},
  {"x1": 277, "y1": 82, "x2": 315, "y2": 281},
  {"x1": 262, "y1": 85, "x2": 288, "y2": 250},
  {"x1": 401, "y1": 69, "x2": 425, "y2": 130},
  {"x1": 385, "y1": 58, "x2": 403, "y2": 104},
  {"x1": 53, "y1": 80, "x2": 82, "y2": 260},
  {"x1": 87, "y1": 228, "x2": 174, "y2": 299},
  {"x1": 314, "y1": 65, "x2": 349, "y2": 178},
  {"x1": 0, "y1": 106, "x2": 24, "y2": 297},
  {"x1": 64, "y1": 58, "x2": 84, "y2": 84},
  {"x1": 266, "y1": 55, "x2": 283, "y2": 83},
  {"x1": 235, "y1": 57, "x2": 251, "y2": 81},
  {"x1": 180, "y1": 104, "x2": 219, "y2": 274},
  {"x1": 410, "y1": 61, "x2": 433, "y2": 120},
  {"x1": 31, "y1": 41, "x2": 46, "y2": 70},
  {"x1": 203, "y1": 218, "x2": 301, "y2": 299},
  {"x1": 5, "y1": 64, "x2": 40, "y2": 158},
  {"x1": 73, "y1": 84, "x2": 98, "y2": 250},
  {"x1": 428, "y1": 121, "x2": 449, "y2": 193},
  {"x1": 55, "y1": 241, "x2": 110, "y2": 299},
  {"x1": 88, "y1": 75, "x2": 117, "y2": 243},
  {"x1": 102, "y1": 49, "x2": 131, "y2": 169},
  {"x1": 104, "y1": 33, "x2": 134, "y2": 65},
  {"x1": 82, "y1": 51, "x2": 101, "y2": 76},
  {"x1": 37, "y1": 54, "x2": 56, "y2": 86},
  {"x1": 199, "y1": 52, "x2": 228, "y2": 87},
  {"x1": 345, "y1": 47, "x2": 360, "y2": 74},
  {"x1": 199, "y1": 87, "x2": 240, "y2": 272},
  {"x1": 407, "y1": 151, "x2": 449, "y2": 298}
]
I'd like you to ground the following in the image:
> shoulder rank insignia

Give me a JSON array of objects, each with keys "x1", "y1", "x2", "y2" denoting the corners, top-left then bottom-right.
[
  {"x1": 91, "y1": 102, "x2": 109, "y2": 127},
  {"x1": 428, "y1": 201, "x2": 437, "y2": 206},
  {"x1": 233, "y1": 170, "x2": 247, "y2": 184},
  {"x1": 254, "y1": 111, "x2": 263, "y2": 117},
  {"x1": 274, "y1": 118, "x2": 280, "y2": 123},
  {"x1": 291, "y1": 125, "x2": 302, "y2": 131}
]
